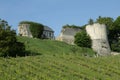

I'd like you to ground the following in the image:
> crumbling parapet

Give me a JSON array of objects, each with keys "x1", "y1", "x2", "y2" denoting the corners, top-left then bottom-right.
[{"x1": 56, "y1": 27, "x2": 81, "y2": 44}]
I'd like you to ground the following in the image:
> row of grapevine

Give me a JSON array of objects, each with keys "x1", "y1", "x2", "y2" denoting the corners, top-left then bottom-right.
[{"x1": 0, "y1": 54, "x2": 120, "y2": 80}]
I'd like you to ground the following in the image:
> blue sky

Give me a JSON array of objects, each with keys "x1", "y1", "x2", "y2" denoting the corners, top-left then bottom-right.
[{"x1": 0, "y1": 0, "x2": 120, "y2": 36}]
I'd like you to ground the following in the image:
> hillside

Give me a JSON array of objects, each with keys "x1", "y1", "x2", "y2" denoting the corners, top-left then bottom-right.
[
  {"x1": 17, "y1": 36, "x2": 95, "y2": 56},
  {"x1": 0, "y1": 53, "x2": 120, "y2": 80},
  {"x1": 0, "y1": 37, "x2": 120, "y2": 80}
]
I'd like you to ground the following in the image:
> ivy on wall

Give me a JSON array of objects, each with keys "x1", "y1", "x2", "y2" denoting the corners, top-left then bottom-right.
[{"x1": 19, "y1": 21, "x2": 44, "y2": 38}]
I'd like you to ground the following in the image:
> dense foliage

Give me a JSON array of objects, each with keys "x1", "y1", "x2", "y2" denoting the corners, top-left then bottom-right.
[
  {"x1": 96, "y1": 16, "x2": 114, "y2": 29},
  {"x1": 110, "y1": 16, "x2": 120, "y2": 52},
  {"x1": 19, "y1": 21, "x2": 44, "y2": 38},
  {"x1": 74, "y1": 30, "x2": 92, "y2": 48},
  {"x1": 88, "y1": 18, "x2": 94, "y2": 25},
  {"x1": 63, "y1": 24, "x2": 81, "y2": 29},
  {"x1": 112, "y1": 16, "x2": 120, "y2": 41},
  {"x1": 111, "y1": 40, "x2": 120, "y2": 52},
  {"x1": 0, "y1": 19, "x2": 25, "y2": 57}
]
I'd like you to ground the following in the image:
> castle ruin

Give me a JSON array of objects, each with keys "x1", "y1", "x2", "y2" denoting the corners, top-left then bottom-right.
[
  {"x1": 18, "y1": 23, "x2": 54, "y2": 39},
  {"x1": 86, "y1": 23, "x2": 111, "y2": 56},
  {"x1": 57, "y1": 27, "x2": 81, "y2": 44},
  {"x1": 18, "y1": 24, "x2": 33, "y2": 38}
]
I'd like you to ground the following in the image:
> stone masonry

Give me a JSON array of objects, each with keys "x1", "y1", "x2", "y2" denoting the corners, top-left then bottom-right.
[
  {"x1": 57, "y1": 27, "x2": 81, "y2": 44},
  {"x1": 86, "y1": 23, "x2": 111, "y2": 56}
]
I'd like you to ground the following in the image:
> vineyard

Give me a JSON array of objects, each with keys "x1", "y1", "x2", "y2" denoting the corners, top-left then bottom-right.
[
  {"x1": 0, "y1": 37, "x2": 120, "y2": 80},
  {"x1": 0, "y1": 54, "x2": 120, "y2": 80}
]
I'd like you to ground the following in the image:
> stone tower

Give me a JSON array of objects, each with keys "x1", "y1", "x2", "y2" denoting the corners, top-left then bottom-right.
[{"x1": 86, "y1": 23, "x2": 111, "y2": 56}]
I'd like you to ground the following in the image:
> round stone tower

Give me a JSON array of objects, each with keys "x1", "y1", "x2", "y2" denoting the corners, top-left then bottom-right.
[{"x1": 86, "y1": 23, "x2": 111, "y2": 56}]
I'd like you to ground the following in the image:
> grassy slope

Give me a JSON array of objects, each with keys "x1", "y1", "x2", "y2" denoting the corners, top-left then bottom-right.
[
  {"x1": 17, "y1": 36, "x2": 95, "y2": 56},
  {"x1": 0, "y1": 37, "x2": 120, "y2": 80}
]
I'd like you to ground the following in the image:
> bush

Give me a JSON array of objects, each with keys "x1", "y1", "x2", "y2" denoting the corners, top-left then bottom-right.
[
  {"x1": 74, "y1": 30, "x2": 92, "y2": 48},
  {"x1": 63, "y1": 24, "x2": 81, "y2": 29},
  {"x1": 0, "y1": 19, "x2": 25, "y2": 57},
  {"x1": 111, "y1": 40, "x2": 120, "y2": 52}
]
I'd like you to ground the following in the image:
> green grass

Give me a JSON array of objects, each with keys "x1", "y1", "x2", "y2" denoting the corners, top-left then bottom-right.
[
  {"x1": 0, "y1": 37, "x2": 120, "y2": 80},
  {"x1": 17, "y1": 36, "x2": 95, "y2": 56}
]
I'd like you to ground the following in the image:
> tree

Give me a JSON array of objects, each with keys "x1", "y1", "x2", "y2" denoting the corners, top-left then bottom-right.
[
  {"x1": 74, "y1": 30, "x2": 91, "y2": 48},
  {"x1": 88, "y1": 18, "x2": 94, "y2": 25},
  {"x1": 0, "y1": 19, "x2": 25, "y2": 57},
  {"x1": 113, "y1": 16, "x2": 120, "y2": 38},
  {"x1": 111, "y1": 40, "x2": 120, "y2": 52},
  {"x1": 96, "y1": 16, "x2": 114, "y2": 29},
  {"x1": 109, "y1": 16, "x2": 120, "y2": 52},
  {"x1": 0, "y1": 19, "x2": 8, "y2": 29}
]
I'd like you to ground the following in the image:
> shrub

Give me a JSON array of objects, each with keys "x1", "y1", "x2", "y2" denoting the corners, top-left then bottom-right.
[
  {"x1": 74, "y1": 30, "x2": 92, "y2": 48},
  {"x1": 63, "y1": 24, "x2": 81, "y2": 29},
  {"x1": 0, "y1": 19, "x2": 25, "y2": 57},
  {"x1": 111, "y1": 40, "x2": 120, "y2": 52}
]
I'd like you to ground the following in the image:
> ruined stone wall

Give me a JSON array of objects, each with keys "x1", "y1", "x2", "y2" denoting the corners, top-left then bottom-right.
[
  {"x1": 57, "y1": 27, "x2": 81, "y2": 44},
  {"x1": 18, "y1": 24, "x2": 55, "y2": 39},
  {"x1": 86, "y1": 23, "x2": 111, "y2": 56},
  {"x1": 18, "y1": 24, "x2": 33, "y2": 38}
]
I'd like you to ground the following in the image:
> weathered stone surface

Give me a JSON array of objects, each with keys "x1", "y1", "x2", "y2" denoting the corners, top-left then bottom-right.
[
  {"x1": 86, "y1": 23, "x2": 111, "y2": 56},
  {"x1": 18, "y1": 24, "x2": 33, "y2": 38},
  {"x1": 18, "y1": 24, "x2": 54, "y2": 39},
  {"x1": 57, "y1": 27, "x2": 81, "y2": 44}
]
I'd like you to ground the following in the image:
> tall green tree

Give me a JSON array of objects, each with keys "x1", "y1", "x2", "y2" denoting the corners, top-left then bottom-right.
[
  {"x1": 88, "y1": 18, "x2": 94, "y2": 25},
  {"x1": 113, "y1": 16, "x2": 120, "y2": 38},
  {"x1": 109, "y1": 16, "x2": 120, "y2": 52},
  {"x1": 96, "y1": 16, "x2": 114, "y2": 29},
  {"x1": 0, "y1": 19, "x2": 25, "y2": 57},
  {"x1": 0, "y1": 19, "x2": 8, "y2": 29}
]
